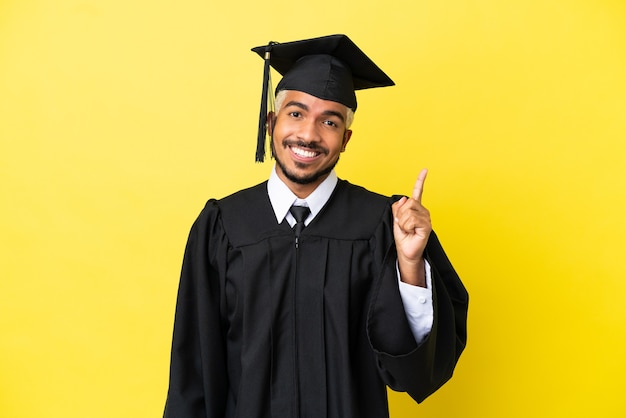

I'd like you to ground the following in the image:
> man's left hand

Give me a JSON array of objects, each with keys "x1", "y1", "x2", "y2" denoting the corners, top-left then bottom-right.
[{"x1": 391, "y1": 168, "x2": 432, "y2": 287}]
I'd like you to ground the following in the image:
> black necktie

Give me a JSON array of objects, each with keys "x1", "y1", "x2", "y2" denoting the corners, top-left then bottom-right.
[{"x1": 290, "y1": 205, "x2": 310, "y2": 240}]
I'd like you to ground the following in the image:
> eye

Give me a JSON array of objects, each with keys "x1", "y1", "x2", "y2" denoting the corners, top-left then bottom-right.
[
  {"x1": 288, "y1": 111, "x2": 302, "y2": 118},
  {"x1": 323, "y1": 119, "x2": 339, "y2": 128}
]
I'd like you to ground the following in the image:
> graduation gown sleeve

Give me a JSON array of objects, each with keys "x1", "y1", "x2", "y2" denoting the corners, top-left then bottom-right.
[
  {"x1": 164, "y1": 200, "x2": 229, "y2": 418},
  {"x1": 367, "y1": 208, "x2": 468, "y2": 403}
]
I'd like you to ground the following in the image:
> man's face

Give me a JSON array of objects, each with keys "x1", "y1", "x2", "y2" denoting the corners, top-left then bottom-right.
[{"x1": 269, "y1": 90, "x2": 352, "y2": 196}]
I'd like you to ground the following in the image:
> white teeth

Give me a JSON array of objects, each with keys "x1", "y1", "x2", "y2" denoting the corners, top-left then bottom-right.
[{"x1": 291, "y1": 147, "x2": 318, "y2": 158}]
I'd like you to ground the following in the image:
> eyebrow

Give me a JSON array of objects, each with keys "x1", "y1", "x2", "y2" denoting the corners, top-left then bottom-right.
[{"x1": 284, "y1": 101, "x2": 346, "y2": 123}]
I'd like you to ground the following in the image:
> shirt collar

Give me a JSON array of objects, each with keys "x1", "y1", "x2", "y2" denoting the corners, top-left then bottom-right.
[{"x1": 267, "y1": 165, "x2": 338, "y2": 225}]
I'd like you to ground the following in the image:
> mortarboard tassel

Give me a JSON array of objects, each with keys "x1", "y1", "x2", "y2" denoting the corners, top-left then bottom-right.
[{"x1": 256, "y1": 42, "x2": 277, "y2": 162}]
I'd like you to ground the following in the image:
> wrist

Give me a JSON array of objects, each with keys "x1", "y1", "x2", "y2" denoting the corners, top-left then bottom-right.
[{"x1": 398, "y1": 256, "x2": 426, "y2": 287}]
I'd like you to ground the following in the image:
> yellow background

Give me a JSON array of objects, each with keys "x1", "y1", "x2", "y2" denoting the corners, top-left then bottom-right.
[{"x1": 1, "y1": 0, "x2": 625, "y2": 416}]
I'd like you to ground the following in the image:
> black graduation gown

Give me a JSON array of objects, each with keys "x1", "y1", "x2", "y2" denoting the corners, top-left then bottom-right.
[{"x1": 164, "y1": 180, "x2": 468, "y2": 418}]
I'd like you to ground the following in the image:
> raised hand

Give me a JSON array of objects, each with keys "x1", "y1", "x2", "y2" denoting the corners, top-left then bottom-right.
[{"x1": 391, "y1": 169, "x2": 432, "y2": 287}]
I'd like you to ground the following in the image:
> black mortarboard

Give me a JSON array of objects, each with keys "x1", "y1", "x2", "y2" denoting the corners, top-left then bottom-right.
[{"x1": 251, "y1": 34, "x2": 395, "y2": 162}]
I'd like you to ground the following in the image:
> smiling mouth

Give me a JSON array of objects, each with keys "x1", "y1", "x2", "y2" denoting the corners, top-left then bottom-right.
[{"x1": 290, "y1": 145, "x2": 321, "y2": 159}]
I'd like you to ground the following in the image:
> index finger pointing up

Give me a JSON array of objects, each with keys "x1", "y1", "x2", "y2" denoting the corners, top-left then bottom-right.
[{"x1": 412, "y1": 168, "x2": 428, "y2": 202}]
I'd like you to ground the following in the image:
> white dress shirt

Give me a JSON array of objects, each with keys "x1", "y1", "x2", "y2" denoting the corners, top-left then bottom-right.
[{"x1": 267, "y1": 167, "x2": 434, "y2": 344}]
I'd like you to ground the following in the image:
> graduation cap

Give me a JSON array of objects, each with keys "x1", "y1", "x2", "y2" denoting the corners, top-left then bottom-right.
[{"x1": 251, "y1": 34, "x2": 395, "y2": 162}]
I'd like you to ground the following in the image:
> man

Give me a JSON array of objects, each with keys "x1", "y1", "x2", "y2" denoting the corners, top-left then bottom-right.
[{"x1": 164, "y1": 34, "x2": 468, "y2": 418}]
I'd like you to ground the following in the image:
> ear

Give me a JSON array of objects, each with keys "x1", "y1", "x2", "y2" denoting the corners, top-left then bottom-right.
[
  {"x1": 341, "y1": 129, "x2": 352, "y2": 152},
  {"x1": 267, "y1": 111, "x2": 276, "y2": 136}
]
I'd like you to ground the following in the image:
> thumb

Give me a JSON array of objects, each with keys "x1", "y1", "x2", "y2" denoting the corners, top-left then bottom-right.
[{"x1": 392, "y1": 196, "x2": 408, "y2": 220}]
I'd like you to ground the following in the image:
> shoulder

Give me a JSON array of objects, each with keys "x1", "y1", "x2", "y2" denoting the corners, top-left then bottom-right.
[
  {"x1": 193, "y1": 182, "x2": 268, "y2": 222},
  {"x1": 206, "y1": 181, "x2": 282, "y2": 246},
  {"x1": 217, "y1": 181, "x2": 269, "y2": 213},
  {"x1": 336, "y1": 179, "x2": 391, "y2": 206},
  {"x1": 308, "y1": 180, "x2": 395, "y2": 239},
  {"x1": 332, "y1": 179, "x2": 400, "y2": 219}
]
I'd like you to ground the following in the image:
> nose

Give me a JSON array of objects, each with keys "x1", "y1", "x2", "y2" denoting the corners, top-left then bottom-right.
[{"x1": 296, "y1": 119, "x2": 320, "y2": 143}]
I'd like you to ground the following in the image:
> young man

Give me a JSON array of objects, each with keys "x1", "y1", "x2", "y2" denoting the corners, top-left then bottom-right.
[{"x1": 164, "y1": 34, "x2": 468, "y2": 418}]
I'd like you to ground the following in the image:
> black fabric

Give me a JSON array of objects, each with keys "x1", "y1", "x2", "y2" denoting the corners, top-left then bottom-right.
[
  {"x1": 164, "y1": 180, "x2": 468, "y2": 418},
  {"x1": 275, "y1": 54, "x2": 357, "y2": 110}
]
